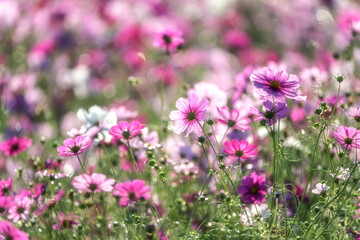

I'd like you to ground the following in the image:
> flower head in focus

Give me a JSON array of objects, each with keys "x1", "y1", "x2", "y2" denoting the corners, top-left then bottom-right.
[{"x1": 169, "y1": 93, "x2": 209, "y2": 137}]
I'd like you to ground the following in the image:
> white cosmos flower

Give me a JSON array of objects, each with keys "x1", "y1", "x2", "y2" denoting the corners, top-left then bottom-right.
[
  {"x1": 76, "y1": 105, "x2": 117, "y2": 143},
  {"x1": 311, "y1": 183, "x2": 330, "y2": 195},
  {"x1": 241, "y1": 203, "x2": 270, "y2": 226}
]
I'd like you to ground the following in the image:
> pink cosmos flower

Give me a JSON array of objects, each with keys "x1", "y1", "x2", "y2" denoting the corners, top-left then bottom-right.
[
  {"x1": 0, "y1": 178, "x2": 12, "y2": 196},
  {"x1": 169, "y1": 93, "x2": 209, "y2": 137},
  {"x1": 250, "y1": 100, "x2": 290, "y2": 126},
  {"x1": 0, "y1": 220, "x2": 28, "y2": 240},
  {"x1": 0, "y1": 136, "x2": 32, "y2": 156},
  {"x1": 217, "y1": 106, "x2": 251, "y2": 131},
  {"x1": 153, "y1": 28, "x2": 184, "y2": 53},
  {"x1": 344, "y1": 106, "x2": 360, "y2": 122},
  {"x1": 333, "y1": 126, "x2": 360, "y2": 150},
  {"x1": 0, "y1": 196, "x2": 13, "y2": 214},
  {"x1": 250, "y1": 67, "x2": 306, "y2": 102},
  {"x1": 113, "y1": 179, "x2": 151, "y2": 207},
  {"x1": 237, "y1": 172, "x2": 267, "y2": 204},
  {"x1": 57, "y1": 136, "x2": 92, "y2": 157},
  {"x1": 72, "y1": 173, "x2": 115, "y2": 193},
  {"x1": 223, "y1": 139, "x2": 258, "y2": 162},
  {"x1": 8, "y1": 197, "x2": 32, "y2": 223},
  {"x1": 109, "y1": 120, "x2": 145, "y2": 140}
]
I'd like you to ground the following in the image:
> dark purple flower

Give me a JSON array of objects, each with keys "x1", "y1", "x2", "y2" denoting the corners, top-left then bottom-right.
[
  {"x1": 237, "y1": 172, "x2": 267, "y2": 204},
  {"x1": 250, "y1": 100, "x2": 290, "y2": 126}
]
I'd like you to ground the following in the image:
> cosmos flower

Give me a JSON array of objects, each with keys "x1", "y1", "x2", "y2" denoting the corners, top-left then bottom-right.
[
  {"x1": 250, "y1": 67, "x2": 306, "y2": 102},
  {"x1": 72, "y1": 173, "x2": 115, "y2": 193},
  {"x1": 238, "y1": 172, "x2": 267, "y2": 204},
  {"x1": 153, "y1": 28, "x2": 184, "y2": 53},
  {"x1": 344, "y1": 106, "x2": 360, "y2": 123},
  {"x1": 240, "y1": 203, "x2": 270, "y2": 226},
  {"x1": 333, "y1": 126, "x2": 360, "y2": 150},
  {"x1": 8, "y1": 197, "x2": 32, "y2": 223},
  {"x1": 77, "y1": 105, "x2": 117, "y2": 143},
  {"x1": 109, "y1": 121, "x2": 145, "y2": 140},
  {"x1": 223, "y1": 139, "x2": 258, "y2": 162},
  {"x1": 57, "y1": 136, "x2": 92, "y2": 157},
  {"x1": 113, "y1": 179, "x2": 151, "y2": 207},
  {"x1": 0, "y1": 136, "x2": 32, "y2": 156},
  {"x1": 0, "y1": 196, "x2": 13, "y2": 214},
  {"x1": 250, "y1": 100, "x2": 290, "y2": 126},
  {"x1": 0, "y1": 178, "x2": 12, "y2": 196},
  {"x1": 35, "y1": 190, "x2": 65, "y2": 216},
  {"x1": 312, "y1": 183, "x2": 330, "y2": 195},
  {"x1": 217, "y1": 106, "x2": 251, "y2": 131},
  {"x1": 0, "y1": 220, "x2": 28, "y2": 240},
  {"x1": 169, "y1": 93, "x2": 209, "y2": 137}
]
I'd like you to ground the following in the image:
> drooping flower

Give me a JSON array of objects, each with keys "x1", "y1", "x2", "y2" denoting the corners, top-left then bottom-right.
[
  {"x1": 0, "y1": 220, "x2": 28, "y2": 240},
  {"x1": 237, "y1": 172, "x2": 267, "y2": 204},
  {"x1": 169, "y1": 93, "x2": 209, "y2": 137},
  {"x1": 0, "y1": 178, "x2": 12, "y2": 196},
  {"x1": 57, "y1": 136, "x2": 92, "y2": 157},
  {"x1": 250, "y1": 67, "x2": 306, "y2": 101},
  {"x1": 153, "y1": 28, "x2": 184, "y2": 53},
  {"x1": 8, "y1": 197, "x2": 32, "y2": 223},
  {"x1": 72, "y1": 173, "x2": 115, "y2": 193},
  {"x1": 113, "y1": 179, "x2": 151, "y2": 207},
  {"x1": 109, "y1": 121, "x2": 145, "y2": 140},
  {"x1": 35, "y1": 190, "x2": 65, "y2": 216},
  {"x1": 312, "y1": 183, "x2": 330, "y2": 195},
  {"x1": 241, "y1": 203, "x2": 270, "y2": 225},
  {"x1": 250, "y1": 100, "x2": 290, "y2": 126},
  {"x1": 217, "y1": 106, "x2": 251, "y2": 131},
  {"x1": 52, "y1": 212, "x2": 80, "y2": 231},
  {"x1": 0, "y1": 136, "x2": 32, "y2": 156},
  {"x1": 333, "y1": 126, "x2": 360, "y2": 150},
  {"x1": 223, "y1": 139, "x2": 258, "y2": 162}
]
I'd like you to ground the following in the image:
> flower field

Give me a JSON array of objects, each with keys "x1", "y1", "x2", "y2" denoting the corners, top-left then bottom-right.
[{"x1": 1, "y1": 0, "x2": 360, "y2": 239}]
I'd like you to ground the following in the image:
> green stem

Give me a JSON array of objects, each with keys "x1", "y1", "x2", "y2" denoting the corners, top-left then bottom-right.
[
  {"x1": 126, "y1": 139, "x2": 143, "y2": 179},
  {"x1": 76, "y1": 154, "x2": 86, "y2": 173}
]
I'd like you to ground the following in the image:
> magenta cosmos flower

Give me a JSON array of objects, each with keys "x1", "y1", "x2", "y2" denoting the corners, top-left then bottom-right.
[
  {"x1": 238, "y1": 172, "x2": 267, "y2": 204},
  {"x1": 113, "y1": 179, "x2": 151, "y2": 207},
  {"x1": 223, "y1": 139, "x2": 258, "y2": 162},
  {"x1": 72, "y1": 173, "x2": 115, "y2": 193},
  {"x1": 0, "y1": 220, "x2": 28, "y2": 240},
  {"x1": 153, "y1": 28, "x2": 184, "y2": 53},
  {"x1": 57, "y1": 136, "x2": 92, "y2": 157},
  {"x1": 333, "y1": 126, "x2": 360, "y2": 150},
  {"x1": 8, "y1": 197, "x2": 32, "y2": 223},
  {"x1": 250, "y1": 100, "x2": 290, "y2": 126},
  {"x1": 0, "y1": 178, "x2": 12, "y2": 196},
  {"x1": 169, "y1": 93, "x2": 209, "y2": 137},
  {"x1": 250, "y1": 67, "x2": 306, "y2": 102},
  {"x1": 217, "y1": 106, "x2": 251, "y2": 131},
  {"x1": 0, "y1": 136, "x2": 32, "y2": 156},
  {"x1": 109, "y1": 120, "x2": 145, "y2": 140}
]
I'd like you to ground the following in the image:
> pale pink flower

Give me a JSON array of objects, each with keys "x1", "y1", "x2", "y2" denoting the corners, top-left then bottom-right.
[
  {"x1": 57, "y1": 136, "x2": 92, "y2": 157},
  {"x1": 169, "y1": 93, "x2": 209, "y2": 137},
  {"x1": 72, "y1": 173, "x2": 115, "y2": 193}
]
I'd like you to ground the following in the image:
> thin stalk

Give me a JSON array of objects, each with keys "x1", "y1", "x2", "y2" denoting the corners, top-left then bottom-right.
[
  {"x1": 126, "y1": 139, "x2": 143, "y2": 179},
  {"x1": 76, "y1": 154, "x2": 86, "y2": 173}
]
